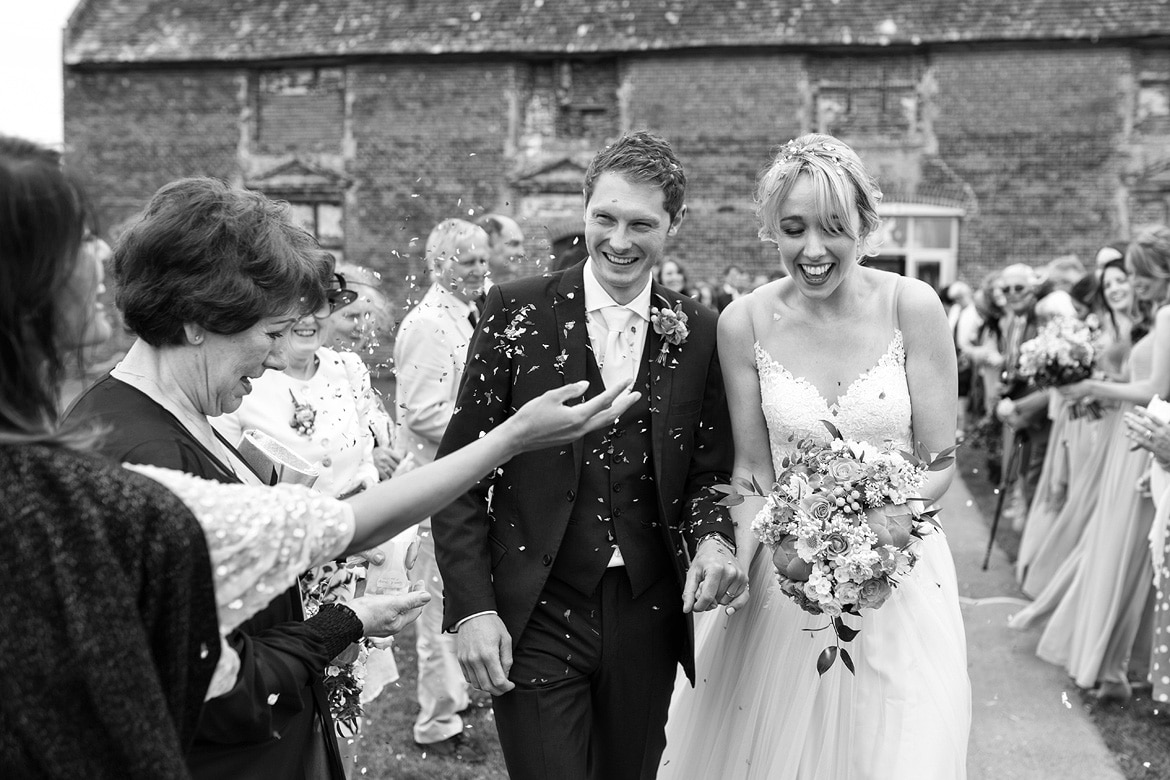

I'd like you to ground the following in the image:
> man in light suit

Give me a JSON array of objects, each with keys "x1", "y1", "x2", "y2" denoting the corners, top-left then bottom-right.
[
  {"x1": 433, "y1": 131, "x2": 749, "y2": 780},
  {"x1": 393, "y1": 218, "x2": 490, "y2": 760}
]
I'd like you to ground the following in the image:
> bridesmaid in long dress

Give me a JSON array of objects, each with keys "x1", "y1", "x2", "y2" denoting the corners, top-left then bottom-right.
[
  {"x1": 1013, "y1": 228, "x2": 1169, "y2": 701},
  {"x1": 1016, "y1": 259, "x2": 1134, "y2": 595},
  {"x1": 1117, "y1": 227, "x2": 1170, "y2": 703}
]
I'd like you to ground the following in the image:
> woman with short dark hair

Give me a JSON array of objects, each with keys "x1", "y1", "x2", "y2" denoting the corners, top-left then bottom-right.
[{"x1": 1, "y1": 138, "x2": 637, "y2": 778}]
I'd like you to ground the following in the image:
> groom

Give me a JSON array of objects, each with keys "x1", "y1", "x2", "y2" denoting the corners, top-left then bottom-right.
[{"x1": 432, "y1": 130, "x2": 748, "y2": 780}]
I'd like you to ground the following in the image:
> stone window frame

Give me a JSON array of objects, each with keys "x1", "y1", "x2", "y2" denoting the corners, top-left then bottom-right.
[
  {"x1": 520, "y1": 58, "x2": 620, "y2": 146},
  {"x1": 809, "y1": 55, "x2": 924, "y2": 140}
]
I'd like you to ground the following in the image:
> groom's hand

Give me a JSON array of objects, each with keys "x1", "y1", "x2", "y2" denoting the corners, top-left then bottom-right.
[
  {"x1": 683, "y1": 537, "x2": 749, "y2": 614},
  {"x1": 455, "y1": 614, "x2": 516, "y2": 696}
]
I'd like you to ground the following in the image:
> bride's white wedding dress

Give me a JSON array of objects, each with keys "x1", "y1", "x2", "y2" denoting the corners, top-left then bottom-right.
[{"x1": 660, "y1": 329, "x2": 971, "y2": 780}]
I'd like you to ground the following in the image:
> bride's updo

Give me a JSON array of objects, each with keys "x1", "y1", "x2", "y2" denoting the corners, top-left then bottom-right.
[{"x1": 755, "y1": 133, "x2": 884, "y2": 257}]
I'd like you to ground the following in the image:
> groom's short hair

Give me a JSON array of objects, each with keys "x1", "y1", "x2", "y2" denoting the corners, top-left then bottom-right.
[{"x1": 583, "y1": 131, "x2": 687, "y2": 220}]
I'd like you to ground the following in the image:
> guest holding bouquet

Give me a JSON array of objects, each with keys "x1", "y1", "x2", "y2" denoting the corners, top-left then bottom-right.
[
  {"x1": 1017, "y1": 258, "x2": 1134, "y2": 594},
  {"x1": 1012, "y1": 226, "x2": 1170, "y2": 702}
]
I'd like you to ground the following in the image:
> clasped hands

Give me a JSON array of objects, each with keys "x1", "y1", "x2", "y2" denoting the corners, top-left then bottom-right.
[{"x1": 1124, "y1": 406, "x2": 1170, "y2": 469}]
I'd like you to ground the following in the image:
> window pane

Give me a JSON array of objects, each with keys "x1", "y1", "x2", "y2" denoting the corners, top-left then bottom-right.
[
  {"x1": 878, "y1": 216, "x2": 908, "y2": 250},
  {"x1": 913, "y1": 217, "x2": 953, "y2": 249},
  {"x1": 317, "y1": 204, "x2": 344, "y2": 247},
  {"x1": 915, "y1": 261, "x2": 941, "y2": 290},
  {"x1": 287, "y1": 203, "x2": 316, "y2": 235}
]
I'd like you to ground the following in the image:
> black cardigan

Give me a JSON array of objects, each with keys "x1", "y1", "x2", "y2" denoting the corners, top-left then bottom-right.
[{"x1": 0, "y1": 442, "x2": 219, "y2": 778}]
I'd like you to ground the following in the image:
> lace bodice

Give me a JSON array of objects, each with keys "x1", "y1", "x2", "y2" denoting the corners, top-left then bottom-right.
[{"x1": 755, "y1": 329, "x2": 913, "y2": 474}]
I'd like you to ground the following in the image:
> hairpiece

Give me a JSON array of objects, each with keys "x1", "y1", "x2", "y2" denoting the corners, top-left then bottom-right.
[{"x1": 778, "y1": 138, "x2": 846, "y2": 170}]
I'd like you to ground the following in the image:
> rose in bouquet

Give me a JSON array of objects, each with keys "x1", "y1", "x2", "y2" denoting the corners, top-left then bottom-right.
[
  {"x1": 1015, "y1": 315, "x2": 1102, "y2": 418},
  {"x1": 716, "y1": 421, "x2": 952, "y2": 675}
]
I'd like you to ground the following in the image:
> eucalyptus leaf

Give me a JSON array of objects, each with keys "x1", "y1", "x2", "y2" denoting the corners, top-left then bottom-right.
[
  {"x1": 928, "y1": 456, "x2": 955, "y2": 472},
  {"x1": 833, "y1": 619, "x2": 859, "y2": 642},
  {"x1": 817, "y1": 645, "x2": 838, "y2": 676},
  {"x1": 841, "y1": 647, "x2": 856, "y2": 675},
  {"x1": 821, "y1": 419, "x2": 843, "y2": 440}
]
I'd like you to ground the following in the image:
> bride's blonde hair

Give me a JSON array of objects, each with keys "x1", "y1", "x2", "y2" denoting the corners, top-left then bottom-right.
[{"x1": 755, "y1": 134, "x2": 884, "y2": 258}]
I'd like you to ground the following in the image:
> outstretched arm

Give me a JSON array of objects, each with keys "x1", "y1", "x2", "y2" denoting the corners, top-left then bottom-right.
[
  {"x1": 1063, "y1": 307, "x2": 1170, "y2": 406},
  {"x1": 345, "y1": 378, "x2": 637, "y2": 554}
]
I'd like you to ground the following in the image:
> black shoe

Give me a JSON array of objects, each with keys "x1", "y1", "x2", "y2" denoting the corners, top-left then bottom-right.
[{"x1": 414, "y1": 732, "x2": 486, "y2": 763}]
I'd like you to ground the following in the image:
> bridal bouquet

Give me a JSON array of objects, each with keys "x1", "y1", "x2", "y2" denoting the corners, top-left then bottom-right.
[
  {"x1": 717, "y1": 421, "x2": 952, "y2": 675},
  {"x1": 1016, "y1": 315, "x2": 1102, "y2": 418}
]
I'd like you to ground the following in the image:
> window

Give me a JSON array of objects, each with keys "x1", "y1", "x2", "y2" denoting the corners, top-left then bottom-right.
[
  {"x1": 871, "y1": 205, "x2": 962, "y2": 286},
  {"x1": 288, "y1": 201, "x2": 345, "y2": 262},
  {"x1": 809, "y1": 55, "x2": 923, "y2": 139},
  {"x1": 521, "y1": 60, "x2": 619, "y2": 148},
  {"x1": 256, "y1": 67, "x2": 345, "y2": 153},
  {"x1": 1136, "y1": 50, "x2": 1170, "y2": 136}
]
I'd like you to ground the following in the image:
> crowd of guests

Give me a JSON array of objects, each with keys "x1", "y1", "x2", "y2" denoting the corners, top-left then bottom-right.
[
  {"x1": 0, "y1": 134, "x2": 636, "y2": 779},
  {"x1": 948, "y1": 230, "x2": 1170, "y2": 704},
  {"x1": 653, "y1": 259, "x2": 781, "y2": 312}
]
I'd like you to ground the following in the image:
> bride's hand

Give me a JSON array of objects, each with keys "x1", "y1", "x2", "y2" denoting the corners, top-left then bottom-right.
[{"x1": 502, "y1": 379, "x2": 640, "y2": 452}]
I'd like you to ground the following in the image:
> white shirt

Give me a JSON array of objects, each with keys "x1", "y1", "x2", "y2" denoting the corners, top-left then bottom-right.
[
  {"x1": 583, "y1": 257, "x2": 651, "y2": 379},
  {"x1": 454, "y1": 262, "x2": 652, "y2": 630}
]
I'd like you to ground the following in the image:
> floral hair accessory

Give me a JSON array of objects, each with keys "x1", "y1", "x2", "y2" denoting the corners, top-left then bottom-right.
[
  {"x1": 650, "y1": 296, "x2": 689, "y2": 366},
  {"x1": 778, "y1": 138, "x2": 846, "y2": 169}
]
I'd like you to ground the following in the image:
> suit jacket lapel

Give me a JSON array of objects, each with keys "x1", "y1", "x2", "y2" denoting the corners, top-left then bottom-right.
[
  {"x1": 554, "y1": 263, "x2": 589, "y2": 473},
  {"x1": 648, "y1": 283, "x2": 675, "y2": 489}
]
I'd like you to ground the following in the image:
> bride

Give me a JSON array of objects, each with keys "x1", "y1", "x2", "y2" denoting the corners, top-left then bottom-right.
[{"x1": 659, "y1": 135, "x2": 971, "y2": 779}]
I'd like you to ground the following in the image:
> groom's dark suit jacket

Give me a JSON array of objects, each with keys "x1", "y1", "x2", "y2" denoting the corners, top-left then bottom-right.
[{"x1": 432, "y1": 261, "x2": 734, "y2": 681}]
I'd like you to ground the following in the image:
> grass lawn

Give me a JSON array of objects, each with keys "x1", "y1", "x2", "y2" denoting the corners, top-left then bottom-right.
[
  {"x1": 348, "y1": 626, "x2": 507, "y2": 780},
  {"x1": 957, "y1": 437, "x2": 1170, "y2": 780}
]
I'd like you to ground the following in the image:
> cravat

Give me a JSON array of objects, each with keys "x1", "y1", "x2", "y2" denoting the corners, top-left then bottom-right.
[
  {"x1": 468, "y1": 309, "x2": 478, "y2": 329},
  {"x1": 598, "y1": 306, "x2": 636, "y2": 390}
]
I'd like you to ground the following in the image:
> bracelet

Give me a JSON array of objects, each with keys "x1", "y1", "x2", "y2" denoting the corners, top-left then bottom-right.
[{"x1": 695, "y1": 532, "x2": 735, "y2": 555}]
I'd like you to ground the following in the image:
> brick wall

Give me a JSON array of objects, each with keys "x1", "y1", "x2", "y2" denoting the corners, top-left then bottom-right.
[
  {"x1": 624, "y1": 54, "x2": 807, "y2": 286},
  {"x1": 346, "y1": 60, "x2": 514, "y2": 309},
  {"x1": 931, "y1": 45, "x2": 1131, "y2": 284},
  {"x1": 65, "y1": 68, "x2": 243, "y2": 230},
  {"x1": 64, "y1": 42, "x2": 1164, "y2": 309}
]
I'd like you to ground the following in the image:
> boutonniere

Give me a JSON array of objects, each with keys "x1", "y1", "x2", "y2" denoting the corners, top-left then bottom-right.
[
  {"x1": 650, "y1": 296, "x2": 689, "y2": 366},
  {"x1": 497, "y1": 303, "x2": 537, "y2": 359}
]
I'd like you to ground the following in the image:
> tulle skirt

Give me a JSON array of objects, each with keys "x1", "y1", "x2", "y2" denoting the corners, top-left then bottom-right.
[{"x1": 659, "y1": 531, "x2": 970, "y2": 780}]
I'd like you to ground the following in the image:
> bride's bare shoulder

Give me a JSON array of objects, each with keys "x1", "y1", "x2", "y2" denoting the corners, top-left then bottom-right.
[{"x1": 721, "y1": 279, "x2": 790, "y2": 335}]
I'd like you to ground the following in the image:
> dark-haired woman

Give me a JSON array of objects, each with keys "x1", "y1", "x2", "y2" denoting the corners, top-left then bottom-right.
[{"x1": 0, "y1": 138, "x2": 637, "y2": 779}]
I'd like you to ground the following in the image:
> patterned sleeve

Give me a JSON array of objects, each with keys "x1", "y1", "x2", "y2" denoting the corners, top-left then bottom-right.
[{"x1": 123, "y1": 463, "x2": 355, "y2": 634}]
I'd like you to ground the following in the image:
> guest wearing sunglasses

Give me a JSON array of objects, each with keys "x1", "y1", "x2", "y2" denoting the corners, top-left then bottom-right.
[
  {"x1": 63, "y1": 178, "x2": 407, "y2": 780},
  {"x1": 994, "y1": 263, "x2": 1051, "y2": 527}
]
